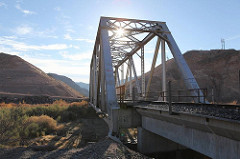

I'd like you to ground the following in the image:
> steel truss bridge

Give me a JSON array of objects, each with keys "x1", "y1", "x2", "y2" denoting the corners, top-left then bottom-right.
[
  {"x1": 89, "y1": 17, "x2": 240, "y2": 158},
  {"x1": 89, "y1": 17, "x2": 204, "y2": 132}
]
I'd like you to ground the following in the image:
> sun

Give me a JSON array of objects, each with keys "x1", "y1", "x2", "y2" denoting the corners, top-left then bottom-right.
[{"x1": 116, "y1": 28, "x2": 125, "y2": 37}]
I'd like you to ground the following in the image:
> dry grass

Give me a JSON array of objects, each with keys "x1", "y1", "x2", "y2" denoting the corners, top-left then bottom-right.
[
  {"x1": 0, "y1": 102, "x2": 18, "y2": 108},
  {"x1": 0, "y1": 99, "x2": 88, "y2": 108},
  {"x1": 0, "y1": 99, "x2": 92, "y2": 147}
]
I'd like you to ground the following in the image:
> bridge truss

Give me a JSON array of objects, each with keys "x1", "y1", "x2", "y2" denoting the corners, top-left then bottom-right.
[{"x1": 89, "y1": 17, "x2": 204, "y2": 133}]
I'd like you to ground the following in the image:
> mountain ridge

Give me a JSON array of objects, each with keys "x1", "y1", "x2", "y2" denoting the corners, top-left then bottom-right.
[
  {"x1": 76, "y1": 82, "x2": 89, "y2": 91},
  {"x1": 48, "y1": 73, "x2": 89, "y2": 97}
]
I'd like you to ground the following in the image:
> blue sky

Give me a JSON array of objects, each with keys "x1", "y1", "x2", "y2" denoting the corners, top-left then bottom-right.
[{"x1": 0, "y1": 0, "x2": 240, "y2": 83}]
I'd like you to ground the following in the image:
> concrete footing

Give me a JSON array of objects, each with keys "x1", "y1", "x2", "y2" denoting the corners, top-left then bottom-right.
[{"x1": 137, "y1": 127, "x2": 184, "y2": 154}]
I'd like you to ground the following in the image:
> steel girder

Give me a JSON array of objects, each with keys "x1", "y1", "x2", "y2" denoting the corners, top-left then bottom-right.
[{"x1": 89, "y1": 17, "x2": 205, "y2": 129}]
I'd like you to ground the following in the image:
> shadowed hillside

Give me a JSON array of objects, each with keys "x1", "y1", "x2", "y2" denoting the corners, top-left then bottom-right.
[
  {"x1": 76, "y1": 82, "x2": 89, "y2": 91},
  {"x1": 0, "y1": 53, "x2": 83, "y2": 98},
  {"x1": 144, "y1": 49, "x2": 240, "y2": 104},
  {"x1": 48, "y1": 73, "x2": 89, "y2": 97}
]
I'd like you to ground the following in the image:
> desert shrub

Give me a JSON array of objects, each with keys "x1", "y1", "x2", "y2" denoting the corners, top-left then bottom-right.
[
  {"x1": 25, "y1": 115, "x2": 63, "y2": 136},
  {"x1": 19, "y1": 115, "x2": 64, "y2": 139},
  {"x1": 0, "y1": 108, "x2": 16, "y2": 141},
  {"x1": 69, "y1": 100, "x2": 88, "y2": 107},
  {"x1": 0, "y1": 109, "x2": 64, "y2": 145},
  {"x1": 60, "y1": 111, "x2": 72, "y2": 122},
  {"x1": 25, "y1": 104, "x2": 67, "y2": 120},
  {"x1": 23, "y1": 123, "x2": 41, "y2": 138},
  {"x1": 11, "y1": 107, "x2": 27, "y2": 120},
  {"x1": 0, "y1": 100, "x2": 90, "y2": 146},
  {"x1": 0, "y1": 108, "x2": 28, "y2": 146},
  {"x1": 26, "y1": 106, "x2": 46, "y2": 116},
  {"x1": 52, "y1": 99, "x2": 68, "y2": 106},
  {"x1": 60, "y1": 105, "x2": 82, "y2": 122},
  {"x1": 60, "y1": 104, "x2": 96, "y2": 122}
]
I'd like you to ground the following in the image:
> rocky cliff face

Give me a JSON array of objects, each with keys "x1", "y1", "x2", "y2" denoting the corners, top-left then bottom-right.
[{"x1": 0, "y1": 53, "x2": 83, "y2": 98}]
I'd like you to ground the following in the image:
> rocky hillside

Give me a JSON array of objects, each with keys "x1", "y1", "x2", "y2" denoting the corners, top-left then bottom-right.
[
  {"x1": 144, "y1": 49, "x2": 240, "y2": 104},
  {"x1": 0, "y1": 53, "x2": 83, "y2": 98},
  {"x1": 48, "y1": 73, "x2": 89, "y2": 97}
]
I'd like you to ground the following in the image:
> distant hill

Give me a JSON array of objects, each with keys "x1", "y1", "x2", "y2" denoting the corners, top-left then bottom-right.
[
  {"x1": 48, "y1": 73, "x2": 89, "y2": 97},
  {"x1": 142, "y1": 49, "x2": 240, "y2": 104},
  {"x1": 76, "y1": 82, "x2": 89, "y2": 91},
  {"x1": 0, "y1": 53, "x2": 83, "y2": 98}
]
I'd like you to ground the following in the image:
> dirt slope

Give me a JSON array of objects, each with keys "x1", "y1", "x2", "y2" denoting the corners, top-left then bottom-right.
[
  {"x1": 0, "y1": 53, "x2": 83, "y2": 98},
  {"x1": 0, "y1": 138, "x2": 150, "y2": 159},
  {"x1": 144, "y1": 49, "x2": 240, "y2": 103}
]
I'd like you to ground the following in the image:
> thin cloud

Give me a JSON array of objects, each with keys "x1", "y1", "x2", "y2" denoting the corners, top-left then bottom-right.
[
  {"x1": 56, "y1": 14, "x2": 75, "y2": 33},
  {"x1": 0, "y1": 2, "x2": 7, "y2": 8},
  {"x1": 0, "y1": 36, "x2": 69, "y2": 51},
  {"x1": 225, "y1": 35, "x2": 240, "y2": 41},
  {"x1": 64, "y1": 34, "x2": 72, "y2": 40},
  {"x1": 60, "y1": 51, "x2": 92, "y2": 61},
  {"x1": 75, "y1": 38, "x2": 94, "y2": 43},
  {"x1": 15, "y1": 4, "x2": 36, "y2": 15},
  {"x1": 35, "y1": 27, "x2": 58, "y2": 39},
  {"x1": 1, "y1": 35, "x2": 18, "y2": 40},
  {"x1": 64, "y1": 33, "x2": 94, "y2": 43},
  {"x1": 15, "y1": 25, "x2": 33, "y2": 35},
  {"x1": 0, "y1": 45, "x2": 19, "y2": 55},
  {"x1": 13, "y1": 25, "x2": 58, "y2": 38}
]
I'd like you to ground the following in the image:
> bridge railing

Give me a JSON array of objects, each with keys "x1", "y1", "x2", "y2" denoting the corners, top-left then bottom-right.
[
  {"x1": 116, "y1": 85, "x2": 208, "y2": 103},
  {"x1": 160, "y1": 88, "x2": 208, "y2": 103}
]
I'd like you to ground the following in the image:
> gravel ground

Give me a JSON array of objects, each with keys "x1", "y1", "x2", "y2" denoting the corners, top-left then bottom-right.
[
  {"x1": 0, "y1": 138, "x2": 152, "y2": 159},
  {"x1": 134, "y1": 102, "x2": 240, "y2": 121},
  {"x1": 172, "y1": 103, "x2": 240, "y2": 120}
]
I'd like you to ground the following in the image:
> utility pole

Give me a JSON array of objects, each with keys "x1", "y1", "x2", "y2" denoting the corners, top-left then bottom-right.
[{"x1": 221, "y1": 39, "x2": 225, "y2": 50}]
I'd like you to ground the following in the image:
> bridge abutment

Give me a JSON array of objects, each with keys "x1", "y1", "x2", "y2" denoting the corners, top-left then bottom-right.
[{"x1": 137, "y1": 127, "x2": 184, "y2": 154}]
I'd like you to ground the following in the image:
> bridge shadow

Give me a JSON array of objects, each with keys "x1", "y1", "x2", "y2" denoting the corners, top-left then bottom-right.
[
  {"x1": 146, "y1": 149, "x2": 211, "y2": 159},
  {"x1": 21, "y1": 116, "x2": 109, "y2": 158}
]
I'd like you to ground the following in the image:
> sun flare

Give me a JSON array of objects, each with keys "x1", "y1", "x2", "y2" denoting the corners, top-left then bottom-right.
[{"x1": 116, "y1": 28, "x2": 125, "y2": 37}]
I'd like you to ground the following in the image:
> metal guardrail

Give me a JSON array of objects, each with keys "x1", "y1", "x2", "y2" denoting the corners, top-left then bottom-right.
[
  {"x1": 116, "y1": 81, "x2": 208, "y2": 104},
  {"x1": 159, "y1": 88, "x2": 208, "y2": 103}
]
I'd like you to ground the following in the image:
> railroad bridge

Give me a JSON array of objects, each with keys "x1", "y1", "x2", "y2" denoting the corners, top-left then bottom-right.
[{"x1": 89, "y1": 17, "x2": 240, "y2": 159}]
